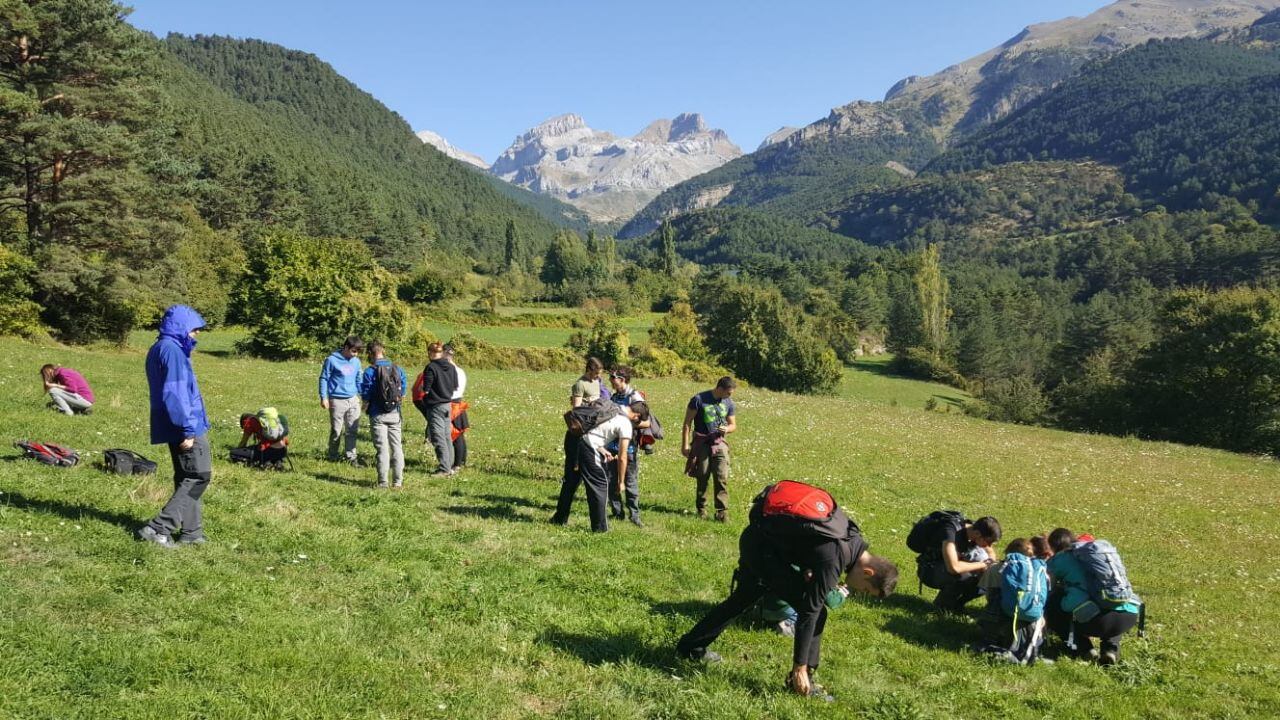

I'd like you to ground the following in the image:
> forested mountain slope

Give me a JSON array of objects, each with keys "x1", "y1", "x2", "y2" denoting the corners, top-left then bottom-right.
[{"x1": 158, "y1": 35, "x2": 590, "y2": 267}]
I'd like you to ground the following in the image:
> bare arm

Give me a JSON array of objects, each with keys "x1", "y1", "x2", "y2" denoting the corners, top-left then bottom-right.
[
  {"x1": 723, "y1": 415, "x2": 737, "y2": 435},
  {"x1": 942, "y1": 541, "x2": 988, "y2": 576},
  {"x1": 680, "y1": 406, "x2": 696, "y2": 457}
]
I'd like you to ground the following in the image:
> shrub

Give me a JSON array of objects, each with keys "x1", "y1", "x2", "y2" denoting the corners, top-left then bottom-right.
[
  {"x1": 0, "y1": 245, "x2": 44, "y2": 338},
  {"x1": 235, "y1": 229, "x2": 414, "y2": 359},
  {"x1": 399, "y1": 266, "x2": 463, "y2": 305},
  {"x1": 630, "y1": 345, "x2": 733, "y2": 384},
  {"x1": 566, "y1": 316, "x2": 629, "y2": 367},
  {"x1": 969, "y1": 375, "x2": 1049, "y2": 424},
  {"x1": 649, "y1": 302, "x2": 710, "y2": 362},
  {"x1": 696, "y1": 281, "x2": 842, "y2": 395},
  {"x1": 447, "y1": 332, "x2": 579, "y2": 372}
]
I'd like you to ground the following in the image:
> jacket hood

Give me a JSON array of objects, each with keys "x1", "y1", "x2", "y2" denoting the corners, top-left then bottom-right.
[{"x1": 158, "y1": 305, "x2": 207, "y2": 339}]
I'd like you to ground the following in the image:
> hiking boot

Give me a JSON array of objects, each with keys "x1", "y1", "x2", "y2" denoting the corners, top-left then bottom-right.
[
  {"x1": 629, "y1": 514, "x2": 644, "y2": 528},
  {"x1": 377, "y1": 482, "x2": 389, "y2": 489},
  {"x1": 80, "y1": 408, "x2": 92, "y2": 416},
  {"x1": 714, "y1": 510, "x2": 727, "y2": 523},
  {"x1": 548, "y1": 514, "x2": 568, "y2": 526},
  {"x1": 1099, "y1": 649, "x2": 1119, "y2": 666},
  {"x1": 774, "y1": 619, "x2": 796, "y2": 637},
  {"x1": 431, "y1": 470, "x2": 453, "y2": 478},
  {"x1": 349, "y1": 457, "x2": 366, "y2": 468},
  {"x1": 178, "y1": 535, "x2": 207, "y2": 546},
  {"x1": 681, "y1": 648, "x2": 722, "y2": 664},
  {"x1": 696, "y1": 508, "x2": 707, "y2": 519},
  {"x1": 136, "y1": 526, "x2": 175, "y2": 548}
]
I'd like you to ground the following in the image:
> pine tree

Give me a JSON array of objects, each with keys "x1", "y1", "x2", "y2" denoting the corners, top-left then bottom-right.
[
  {"x1": 0, "y1": 0, "x2": 175, "y2": 340},
  {"x1": 503, "y1": 219, "x2": 519, "y2": 272},
  {"x1": 660, "y1": 221, "x2": 677, "y2": 275}
]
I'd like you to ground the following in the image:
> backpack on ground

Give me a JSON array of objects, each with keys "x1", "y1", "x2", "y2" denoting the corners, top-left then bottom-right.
[
  {"x1": 101, "y1": 448, "x2": 157, "y2": 476},
  {"x1": 1000, "y1": 554, "x2": 1049, "y2": 622},
  {"x1": 375, "y1": 364, "x2": 403, "y2": 409},
  {"x1": 749, "y1": 480, "x2": 852, "y2": 541},
  {"x1": 15, "y1": 440, "x2": 79, "y2": 467},
  {"x1": 564, "y1": 396, "x2": 622, "y2": 436},
  {"x1": 1071, "y1": 539, "x2": 1140, "y2": 608},
  {"x1": 906, "y1": 510, "x2": 967, "y2": 557}
]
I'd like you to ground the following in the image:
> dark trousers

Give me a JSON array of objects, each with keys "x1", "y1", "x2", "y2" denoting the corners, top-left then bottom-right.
[
  {"x1": 148, "y1": 435, "x2": 212, "y2": 539},
  {"x1": 1045, "y1": 591, "x2": 1139, "y2": 656},
  {"x1": 677, "y1": 534, "x2": 828, "y2": 670},
  {"x1": 917, "y1": 556, "x2": 982, "y2": 611},
  {"x1": 552, "y1": 440, "x2": 609, "y2": 532},
  {"x1": 562, "y1": 430, "x2": 577, "y2": 486},
  {"x1": 607, "y1": 452, "x2": 640, "y2": 519},
  {"x1": 452, "y1": 406, "x2": 469, "y2": 470}
]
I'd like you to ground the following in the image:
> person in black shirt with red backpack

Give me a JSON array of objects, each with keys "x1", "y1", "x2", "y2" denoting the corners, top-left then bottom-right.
[{"x1": 676, "y1": 481, "x2": 899, "y2": 700}]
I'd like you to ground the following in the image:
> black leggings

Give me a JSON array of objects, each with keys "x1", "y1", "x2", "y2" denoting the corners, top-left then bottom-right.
[{"x1": 1045, "y1": 595, "x2": 1138, "y2": 654}]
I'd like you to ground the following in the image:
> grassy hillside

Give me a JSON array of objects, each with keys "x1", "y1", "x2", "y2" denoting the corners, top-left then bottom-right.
[{"x1": 1, "y1": 336, "x2": 1278, "y2": 719}]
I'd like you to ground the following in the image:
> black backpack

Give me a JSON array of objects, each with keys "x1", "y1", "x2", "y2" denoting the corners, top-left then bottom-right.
[
  {"x1": 564, "y1": 396, "x2": 623, "y2": 436},
  {"x1": 374, "y1": 364, "x2": 403, "y2": 409},
  {"x1": 101, "y1": 448, "x2": 157, "y2": 475},
  {"x1": 906, "y1": 510, "x2": 967, "y2": 557}
]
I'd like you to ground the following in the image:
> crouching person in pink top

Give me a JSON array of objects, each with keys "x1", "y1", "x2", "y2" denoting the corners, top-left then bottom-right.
[{"x1": 41, "y1": 364, "x2": 95, "y2": 416}]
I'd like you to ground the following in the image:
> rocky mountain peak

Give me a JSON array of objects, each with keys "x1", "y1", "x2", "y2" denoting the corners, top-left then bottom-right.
[
  {"x1": 490, "y1": 113, "x2": 742, "y2": 222},
  {"x1": 415, "y1": 129, "x2": 488, "y2": 170}
]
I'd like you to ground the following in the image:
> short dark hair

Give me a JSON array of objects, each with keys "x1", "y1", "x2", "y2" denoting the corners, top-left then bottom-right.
[
  {"x1": 1031, "y1": 535, "x2": 1053, "y2": 559},
  {"x1": 585, "y1": 357, "x2": 604, "y2": 373},
  {"x1": 629, "y1": 400, "x2": 650, "y2": 422},
  {"x1": 715, "y1": 376, "x2": 737, "y2": 390},
  {"x1": 862, "y1": 555, "x2": 899, "y2": 598},
  {"x1": 610, "y1": 365, "x2": 632, "y2": 381},
  {"x1": 367, "y1": 341, "x2": 385, "y2": 357},
  {"x1": 972, "y1": 516, "x2": 1002, "y2": 544},
  {"x1": 343, "y1": 335, "x2": 364, "y2": 351},
  {"x1": 1048, "y1": 527, "x2": 1076, "y2": 553}
]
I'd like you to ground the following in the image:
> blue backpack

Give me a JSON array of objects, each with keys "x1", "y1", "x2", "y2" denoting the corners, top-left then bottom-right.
[
  {"x1": 1000, "y1": 554, "x2": 1048, "y2": 622},
  {"x1": 1072, "y1": 539, "x2": 1140, "y2": 608}
]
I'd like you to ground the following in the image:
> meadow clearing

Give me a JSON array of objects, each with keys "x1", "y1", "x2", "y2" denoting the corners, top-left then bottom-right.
[{"x1": 1, "y1": 328, "x2": 1277, "y2": 719}]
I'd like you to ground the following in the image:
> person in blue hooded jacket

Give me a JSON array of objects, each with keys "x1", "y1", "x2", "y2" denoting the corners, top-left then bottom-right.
[{"x1": 137, "y1": 305, "x2": 212, "y2": 548}]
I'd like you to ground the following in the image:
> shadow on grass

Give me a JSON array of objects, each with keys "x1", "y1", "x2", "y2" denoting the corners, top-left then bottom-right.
[
  {"x1": 538, "y1": 628, "x2": 683, "y2": 674},
  {"x1": 650, "y1": 599, "x2": 718, "y2": 620},
  {"x1": 311, "y1": 472, "x2": 374, "y2": 489},
  {"x1": 878, "y1": 593, "x2": 979, "y2": 651},
  {"x1": 440, "y1": 502, "x2": 539, "y2": 524},
  {"x1": 0, "y1": 488, "x2": 141, "y2": 534}
]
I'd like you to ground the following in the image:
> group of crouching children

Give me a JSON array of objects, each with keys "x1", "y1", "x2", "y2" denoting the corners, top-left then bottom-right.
[{"x1": 910, "y1": 511, "x2": 1144, "y2": 667}]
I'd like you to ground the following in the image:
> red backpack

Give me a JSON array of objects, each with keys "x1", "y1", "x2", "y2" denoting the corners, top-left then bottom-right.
[{"x1": 751, "y1": 480, "x2": 851, "y2": 541}]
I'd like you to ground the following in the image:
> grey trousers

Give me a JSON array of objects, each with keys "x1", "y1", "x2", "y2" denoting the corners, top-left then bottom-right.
[
  {"x1": 370, "y1": 410, "x2": 404, "y2": 487},
  {"x1": 426, "y1": 402, "x2": 453, "y2": 474},
  {"x1": 148, "y1": 435, "x2": 212, "y2": 539},
  {"x1": 49, "y1": 387, "x2": 92, "y2": 415},
  {"x1": 327, "y1": 396, "x2": 361, "y2": 461}
]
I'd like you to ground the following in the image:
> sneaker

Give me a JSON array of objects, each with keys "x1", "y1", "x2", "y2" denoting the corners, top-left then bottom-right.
[
  {"x1": 548, "y1": 514, "x2": 568, "y2": 526},
  {"x1": 348, "y1": 457, "x2": 366, "y2": 468},
  {"x1": 1099, "y1": 649, "x2": 1119, "y2": 666},
  {"x1": 178, "y1": 535, "x2": 207, "y2": 546},
  {"x1": 377, "y1": 482, "x2": 389, "y2": 489},
  {"x1": 136, "y1": 526, "x2": 175, "y2": 548},
  {"x1": 80, "y1": 408, "x2": 93, "y2": 416},
  {"x1": 774, "y1": 619, "x2": 796, "y2": 637},
  {"x1": 629, "y1": 515, "x2": 644, "y2": 528},
  {"x1": 431, "y1": 470, "x2": 452, "y2": 478}
]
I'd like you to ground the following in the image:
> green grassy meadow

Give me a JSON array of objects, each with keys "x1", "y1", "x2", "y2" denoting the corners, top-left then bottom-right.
[{"x1": 2, "y1": 332, "x2": 1278, "y2": 719}]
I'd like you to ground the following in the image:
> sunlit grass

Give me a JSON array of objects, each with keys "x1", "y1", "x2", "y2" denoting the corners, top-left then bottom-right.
[{"x1": 1, "y1": 335, "x2": 1277, "y2": 719}]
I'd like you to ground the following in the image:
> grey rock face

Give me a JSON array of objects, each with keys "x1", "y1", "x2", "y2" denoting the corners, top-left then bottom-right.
[
  {"x1": 490, "y1": 113, "x2": 742, "y2": 222},
  {"x1": 416, "y1": 130, "x2": 488, "y2": 170}
]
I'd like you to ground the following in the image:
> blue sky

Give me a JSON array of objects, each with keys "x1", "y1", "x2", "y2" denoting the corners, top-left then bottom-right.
[{"x1": 126, "y1": 0, "x2": 1112, "y2": 162}]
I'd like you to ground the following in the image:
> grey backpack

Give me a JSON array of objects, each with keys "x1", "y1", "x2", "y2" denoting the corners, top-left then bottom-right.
[{"x1": 1072, "y1": 539, "x2": 1140, "y2": 607}]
